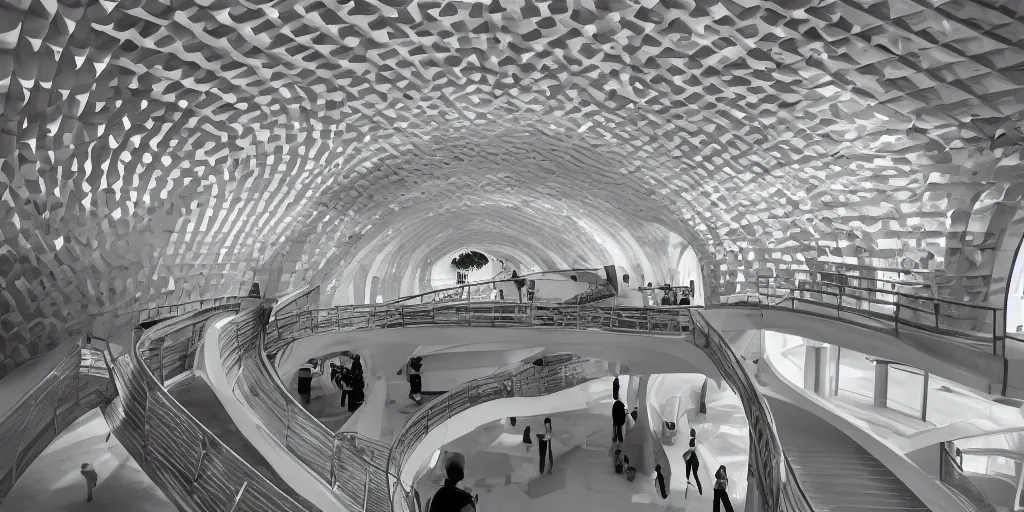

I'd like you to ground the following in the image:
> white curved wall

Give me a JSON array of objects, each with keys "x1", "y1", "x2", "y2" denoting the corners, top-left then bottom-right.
[{"x1": 201, "y1": 314, "x2": 348, "y2": 512}]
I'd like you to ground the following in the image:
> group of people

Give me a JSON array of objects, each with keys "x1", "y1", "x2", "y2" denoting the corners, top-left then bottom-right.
[
  {"x1": 330, "y1": 354, "x2": 365, "y2": 412},
  {"x1": 295, "y1": 354, "x2": 365, "y2": 412},
  {"x1": 610, "y1": 377, "x2": 734, "y2": 511}
]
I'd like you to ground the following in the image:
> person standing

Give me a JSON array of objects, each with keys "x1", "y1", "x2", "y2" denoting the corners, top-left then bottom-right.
[
  {"x1": 612, "y1": 376, "x2": 620, "y2": 400},
  {"x1": 654, "y1": 464, "x2": 668, "y2": 499},
  {"x1": 351, "y1": 354, "x2": 363, "y2": 376},
  {"x1": 683, "y1": 433, "x2": 703, "y2": 496},
  {"x1": 408, "y1": 357, "x2": 423, "y2": 404},
  {"x1": 81, "y1": 462, "x2": 98, "y2": 503},
  {"x1": 522, "y1": 425, "x2": 532, "y2": 451},
  {"x1": 713, "y1": 465, "x2": 734, "y2": 512},
  {"x1": 612, "y1": 399, "x2": 627, "y2": 443},
  {"x1": 297, "y1": 365, "x2": 313, "y2": 405},
  {"x1": 537, "y1": 417, "x2": 553, "y2": 475}
]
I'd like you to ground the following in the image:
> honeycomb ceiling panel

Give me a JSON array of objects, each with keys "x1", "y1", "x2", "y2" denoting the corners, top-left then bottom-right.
[{"x1": 2, "y1": 0, "x2": 1024, "y2": 377}]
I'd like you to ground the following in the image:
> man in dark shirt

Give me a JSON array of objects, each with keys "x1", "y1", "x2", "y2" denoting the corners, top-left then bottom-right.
[
  {"x1": 612, "y1": 399, "x2": 626, "y2": 442},
  {"x1": 427, "y1": 457, "x2": 476, "y2": 512}
]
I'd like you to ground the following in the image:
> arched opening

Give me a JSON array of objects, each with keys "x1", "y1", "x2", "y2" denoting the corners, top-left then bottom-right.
[{"x1": 677, "y1": 247, "x2": 705, "y2": 306}]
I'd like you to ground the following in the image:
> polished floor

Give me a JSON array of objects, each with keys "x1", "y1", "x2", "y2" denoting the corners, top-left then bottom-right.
[
  {"x1": 414, "y1": 375, "x2": 749, "y2": 511},
  {"x1": 0, "y1": 410, "x2": 175, "y2": 512}
]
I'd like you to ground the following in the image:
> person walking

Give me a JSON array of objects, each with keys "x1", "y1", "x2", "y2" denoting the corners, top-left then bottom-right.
[
  {"x1": 713, "y1": 465, "x2": 734, "y2": 512},
  {"x1": 612, "y1": 399, "x2": 627, "y2": 443},
  {"x1": 654, "y1": 464, "x2": 668, "y2": 499},
  {"x1": 537, "y1": 417, "x2": 553, "y2": 475},
  {"x1": 408, "y1": 357, "x2": 423, "y2": 404},
  {"x1": 426, "y1": 456, "x2": 477, "y2": 512},
  {"x1": 683, "y1": 433, "x2": 703, "y2": 496},
  {"x1": 81, "y1": 462, "x2": 98, "y2": 503},
  {"x1": 522, "y1": 425, "x2": 532, "y2": 451}
]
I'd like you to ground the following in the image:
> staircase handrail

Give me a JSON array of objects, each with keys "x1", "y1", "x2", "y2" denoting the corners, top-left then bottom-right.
[
  {"x1": 104, "y1": 301, "x2": 315, "y2": 512},
  {"x1": 939, "y1": 444, "x2": 999, "y2": 512},
  {"x1": 756, "y1": 276, "x2": 1005, "y2": 357}
]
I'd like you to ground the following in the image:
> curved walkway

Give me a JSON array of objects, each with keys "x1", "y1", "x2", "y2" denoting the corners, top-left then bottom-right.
[{"x1": 702, "y1": 306, "x2": 1002, "y2": 395}]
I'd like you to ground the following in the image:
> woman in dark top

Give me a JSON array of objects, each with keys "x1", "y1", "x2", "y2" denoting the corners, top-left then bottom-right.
[
  {"x1": 684, "y1": 435, "x2": 703, "y2": 495},
  {"x1": 537, "y1": 417, "x2": 553, "y2": 475},
  {"x1": 654, "y1": 464, "x2": 668, "y2": 499},
  {"x1": 713, "y1": 465, "x2": 734, "y2": 512}
]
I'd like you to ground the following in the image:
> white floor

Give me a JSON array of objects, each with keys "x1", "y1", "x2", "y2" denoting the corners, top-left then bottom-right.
[
  {"x1": 414, "y1": 376, "x2": 750, "y2": 511},
  {"x1": 0, "y1": 409, "x2": 175, "y2": 512}
]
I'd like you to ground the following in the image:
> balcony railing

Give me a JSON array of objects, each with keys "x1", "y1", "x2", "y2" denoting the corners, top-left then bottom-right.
[
  {"x1": 267, "y1": 302, "x2": 690, "y2": 359},
  {"x1": 0, "y1": 339, "x2": 116, "y2": 505},
  {"x1": 755, "y1": 276, "x2": 1005, "y2": 356},
  {"x1": 102, "y1": 301, "x2": 320, "y2": 512},
  {"x1": 137, "y1": 295, "x2": 247, "y2": 324},
  {"x1": 689, "y1": 310, "x2": 815, "y2": 512},
  {"x1": 260, "y1": 302, "x2": 813, "y2": 512},
  {"x1": 940, "y1": 445, "x2": 998, "y2": 512}
]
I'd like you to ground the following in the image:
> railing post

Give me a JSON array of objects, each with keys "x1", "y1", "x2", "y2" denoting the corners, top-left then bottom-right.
[
  {"x1": 529, "y1": 304, "x2": 534, "y2": 327},
  {"x1": 577, "y1": 305, "x2": 581, "y2": 330},
  {"x1": 400, "y1": 306, "x2": 406, "y2": 328},
  {"x1": 227, "y1": 481, "x2": 248, "y2": 512},
  {"x1": 837, "y1": 286, "x2": 842, "y2": 319},
  {"x1": 993, "y1": 309, "x2": 999, "y2": 356},
  {"x1": 191, "y1": 433, "x2": 207, "y2": 492},
  {"x1": 894, "y1": 301, "x2": 901, "y2": 333},
  {"x1": 647, "y1": 309, "x2": 652, "y2": 333},
  {"x1": 330, "y1": 436, "x2": 338, "y2": 489},
  {"x1": 934, "y1": 300, "x2": 941, "y2": 331}
]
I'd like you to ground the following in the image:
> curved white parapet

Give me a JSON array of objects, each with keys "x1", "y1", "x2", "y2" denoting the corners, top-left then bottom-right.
[
  {"x1": 201, "y1": 315, "x2": 349, "y2": 512},
  {"x1": 399, "y1": 379, "x2": 604, "y2": 485},
  {"x1": 702, "y1": 307, "x2": 997, "y2": 394},
  {"x1": 279, "y1": 327, "x2": 722, "y2": 384},
  {"x1": 758, "y1": 352, "x2": 971, "y2": 512}
]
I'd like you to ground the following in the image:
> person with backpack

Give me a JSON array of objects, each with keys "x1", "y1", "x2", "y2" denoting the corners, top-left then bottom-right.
[
  {"x1": 612, "y1": 399, "x2": 627, "y2": 443},
  {"x1": 426, "y1": 456, "x2": 477, "y2": 512},
  {"x1": 683, "y1": 430, "x2": 703, "y2": 496},
  {"x1": 713, "y1": 465, "x2": 734, "y2": 512}
]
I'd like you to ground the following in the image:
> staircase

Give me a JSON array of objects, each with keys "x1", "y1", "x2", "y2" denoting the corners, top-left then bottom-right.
[{"x1": 767, "y1": 397, "x2": 931, "y2": 512}]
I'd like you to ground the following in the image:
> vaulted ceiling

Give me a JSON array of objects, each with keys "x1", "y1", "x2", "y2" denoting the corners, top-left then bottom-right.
[{"x1": 2, "y1": 0, "x2": 1023, "y2": 377}]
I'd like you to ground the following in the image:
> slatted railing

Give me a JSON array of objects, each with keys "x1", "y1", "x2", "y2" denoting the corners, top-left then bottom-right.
[
  {"x1": 0, "y1": 340, "x2": 116, "y2": 505},
  {"x1": 103, "y1": 302, "x2": 317, "y2": 512}
]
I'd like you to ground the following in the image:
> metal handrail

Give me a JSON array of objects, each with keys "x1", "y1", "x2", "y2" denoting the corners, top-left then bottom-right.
[
  {"x1": 271, "y1": 286, "x2": 320, "y2": 321},
  {"x1": 689, "y1": 309, "x2": 815, "y2": 512},
  {"x1": 760, "y1": 275, "x2": 1000, "y2": 311},
  {"x1": 107, "y1": 301, "x2": 313, "y2": 512},
  {"x1": 757, "y1": 276, "x2": 1005, "y2": 355},
  {"x1": 260, "y1": 302, "x2": 809, "y2": 512},
  {"x1": 379, "y1": 268, "x2": 605, "y2": 305},
  {"x1": 939, "y1": 445, "x2": 998, "y2": 512}
]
